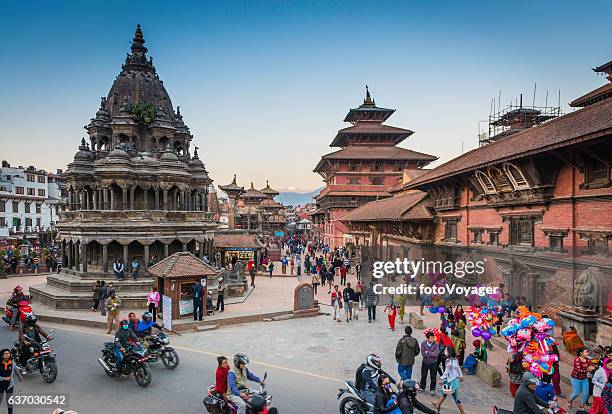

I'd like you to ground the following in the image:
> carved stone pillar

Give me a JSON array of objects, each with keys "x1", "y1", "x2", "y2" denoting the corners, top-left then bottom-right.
[
  {"x1": 103, "y1": 188, "x2": 109, "y2": 210},
  {"x1": 123, "y1": 244, "x2": 129, "y2": 269},
  {"x1": 181, "y1": 241, "x2": 188, "y2": 252},
  {"x1": 81, "y1": 242, "x2": 88, "y2": 273},
  {"x1": 130, "y1": 186, "x2": 135, "y2": 210},
  {"x1": 67, "y1": 241, "x2": 72, "y2": 269},
  {"x1": 61, "y1": 241, "x2": 67, "y2": 268},
  {"x1": 110, "y1": 188, "x2": 115, "y2": 210},
  {"x1": 180, "y1": 191, "x2": 185, "y2": 211},
  {"x1": 122, "y1": 187, "x2": 128, "y2": 211},
  {"x1": 163, "y1": 243, "x2": 169, "y2": 258},
  {"x1": 144, "y1": 244, "x2": 150, "y2": 271},
  {"x1": 143, "y1": 189, "x2": 148, "y2": 210},
  {"x1": 163, "y1": 190, "x2": 168, "y2": 211},
  {"x1": 74, "y1": 241, "x2": 80, "y2": 271},
  {"x1": 92, "y1": 189, "x2": 98, "y2": 210},
  {"x1": 154, "y1": 190, "x2": 160, "y2": 210},
  {"x1": 102, "y1": 244, "x2": 108, "y2": 273}
]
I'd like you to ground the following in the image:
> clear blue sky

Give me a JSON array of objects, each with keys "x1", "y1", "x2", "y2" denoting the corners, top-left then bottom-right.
[{"x1": 0, "y1": 1, "x2": 610, "y2": 192}]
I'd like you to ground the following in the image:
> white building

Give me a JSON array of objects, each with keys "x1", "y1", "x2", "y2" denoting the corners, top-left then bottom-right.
[{"x1": 0, "y1": 161, "x2": 65, "y2": 239}]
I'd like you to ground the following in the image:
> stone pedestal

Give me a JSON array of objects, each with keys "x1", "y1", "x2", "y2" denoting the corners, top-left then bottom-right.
[
  {"x1": 293, "y1": 282, "x2": 319, "y2": 318},
  {"x1": 558, "y1": 307, "x2": 599, "y2": 342},
  {"x1": 596, "y1": 315, "x2": 612, "y2": 347}
]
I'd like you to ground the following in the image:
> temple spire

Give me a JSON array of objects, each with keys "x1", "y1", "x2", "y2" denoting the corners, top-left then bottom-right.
[
  {"x1": 363, "y1": 85, "x2": 375, "y2": 106},
  {"x1": 232, "y1": 174, "x2": 237, "y2": 184}
]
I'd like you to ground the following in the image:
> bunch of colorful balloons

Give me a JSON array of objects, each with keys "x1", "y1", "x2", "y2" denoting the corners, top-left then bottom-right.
[
  {"x1": 501, "y1": 306, "x2": 557, "y2": 377},
  {"x1": 423, "y1": 327, "x2": 454, "y2": 348},
  {"x1": 466, "y1": 305, "x2": 498, "y2": 341},
  {"x1": 428, "y1": 305, "x2": 447, "y2": 314}
]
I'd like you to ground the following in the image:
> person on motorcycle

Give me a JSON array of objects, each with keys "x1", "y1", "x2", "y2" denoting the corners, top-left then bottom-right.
[
  {"x1": 513, "y1": 372, "x2": 553, "y2": 414},
  {"x1": 136, "y1": 312, "x2": 163, "y2": 338},
  {"x1": 374, "y1": 374, "x2": 399, "y2": 414},
  {"x1": 17, "y1": 314, "x2": 52, "y2": 372},
  {"x1": 227, "y1": 353, "x2": 264, "y2": 414},
  {"x1": 6, "y1": 286, "x2": 27, "y2": 328},
  {"x1": 396, "y1": 380, "x2": 436, "y2": 414},
  {"x1": 112, "y1": 318, "x2": 141, "y2": 372},
  {"x1": 361, "y1": 353, "x2": 385, "y2": 405}
]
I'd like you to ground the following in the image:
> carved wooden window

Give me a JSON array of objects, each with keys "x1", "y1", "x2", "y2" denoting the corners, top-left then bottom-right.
[
  {"x1": 510, "y1": 217, "x2": 534, "y2": 246},
  {"x1": 549, "y1": 235, "x2": 564, "y2": 252},
  {"x1": 348, "y1": 177, "x2": 360, "y2": 185},
  {"x1": 586, "y1": 236, "x2": 609, "y2": 256},
  {"x1": 15, "y1": 186, "x2": 24, "y2": 195},
  {"x1": 475, "y1": 171, "x2": 496, "y2": 194},
  {"x1": 370, "y1": 177, "x2": 384, "y2": 185},
  {"x1": 584, "y1": 158, "x2": 610, "y2": 187},
  {"x1": 503, "y1": 163, "x2": 530, "y2": 190},
  {"x1": 26, "y1": 174, "x2": 35, "y2": 182},
  {"x1": 25, "y1": 217, "x2": 32, "y2": 227},
  {"x1": 36, "y1": 203, "x2": 41, "y2": 214},
  {"x1": 473, "y1": 229, "x2": 483, "y2": 244},
  {"x1": 489, "y1": 231, "x2": 500, "y2": 245},
  {"x1": 37, "y1": 175, "x2": 46, "y2": 183},
  {"x1": 444, "y1": 220, "x2": 458, "y2": 242},
  {"x1": 348, "y1": 163, "x2": 357, "y2": 172}
]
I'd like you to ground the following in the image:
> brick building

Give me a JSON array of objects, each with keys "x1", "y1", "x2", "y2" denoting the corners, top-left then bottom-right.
[
  {"x1": 312, "y1": 87, "x2": 436, "y2": 246},
  {"x1": 341, "y1": 61, "x2": 612, "y2": 324}
]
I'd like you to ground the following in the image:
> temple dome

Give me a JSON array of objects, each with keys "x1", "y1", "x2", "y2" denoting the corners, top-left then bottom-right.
[{"x1": 73, "y1": 138, "x2": 93, "y2": 162}]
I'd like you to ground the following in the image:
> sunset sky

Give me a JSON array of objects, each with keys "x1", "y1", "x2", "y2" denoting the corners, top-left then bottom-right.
[{"x1": 0, "y1": 0, "x2": 610, "y2": 192}]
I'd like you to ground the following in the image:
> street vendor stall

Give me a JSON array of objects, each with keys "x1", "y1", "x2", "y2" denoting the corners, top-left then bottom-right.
[
  {"x1": 212, "y1": 230, "x2": 264, "y2": 268},
  {"x1": 148, "y1": 252, "x2": 219, "y2": 323}
]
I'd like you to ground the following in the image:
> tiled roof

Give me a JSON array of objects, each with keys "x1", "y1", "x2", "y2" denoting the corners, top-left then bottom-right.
[
  {"x1": 315, "y1": 184, "x2": 392, "y2": 199},
  {"x1": 388, "y1": 169, "x2": 432, "y2": 193},
  {"x1": 407, "y1": 98, "x2": 612, "y2": 188},
  {"x1": 330, "y1": 123, "x2": 414, "y2": 147},
  {"x1": 570, "y1": 83, "x2": 612, "y2": 107},
  {"x1": 148, "y1": 252, "x2": 218, "y2": 279},
  {"x1": 260, "y1": 198, "x2": 283, "y2": 208},
  {"x1": 213, "y1": 232, "x2": 264, "y2": 249},
  {"x1": 314, "y1": 146, "x2": 437, "y2": 173},
  {"x1": 340, "y1": 192, "x2": 431, "y2": 222}
]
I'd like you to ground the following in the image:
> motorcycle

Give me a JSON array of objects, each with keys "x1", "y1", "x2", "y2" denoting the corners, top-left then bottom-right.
[
  {"x1": 2, "y1": 298, "x2": 33, "y2": 329},
  {"x1": 11, "y1": 329, "x2": 58, "y2": 384},
  {"x1": 98, "y1": 342, "x2": 152, "y2": 388},
  {"x1": 143, "y1": 332, "x2": 179, "y2": 369},
  {"x1": 203, "y1": 372, "x2": 278, "y2": 414},
  {"x1": 337, "y1": 379, "x2": 372, "y2": 414},
  {"x1": 493, "y1": 403, "x2": 566, "y2": 414}
]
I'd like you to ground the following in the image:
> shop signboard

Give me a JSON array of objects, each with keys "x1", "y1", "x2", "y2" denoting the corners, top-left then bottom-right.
[
  {"x1": 162, "y1": 295, "x2": 172, "y2": 331},
  {"x1": 179, "y1": 299, "x2": 193, "y2": 316}
]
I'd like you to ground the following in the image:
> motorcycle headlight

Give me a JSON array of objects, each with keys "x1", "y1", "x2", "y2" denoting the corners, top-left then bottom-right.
[{"x1": 162, "y1": 338, "x2": 169, "y2": 345}]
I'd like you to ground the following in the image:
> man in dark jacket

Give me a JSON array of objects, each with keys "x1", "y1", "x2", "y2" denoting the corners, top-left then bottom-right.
[
  {"x1": 513, "y1": 372, "x2": 550, "y2": 414},
  {"x1": 395, "y1": 326, "x2": 419, "y2": 380},
  {"x1": 342, "y1": 283, "x2": 355, "y2": 322},
  {"x1": 192, "y1": 281, "x2": 204, "y2": 321}
]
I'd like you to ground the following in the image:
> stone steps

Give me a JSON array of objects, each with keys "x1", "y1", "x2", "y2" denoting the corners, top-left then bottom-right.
[
  {"x1": 47, "y1": 273, "x2": 153, "y2": 293},
  {"x1": 61, "y1": 268, "x2": 151, "y2": 280}
]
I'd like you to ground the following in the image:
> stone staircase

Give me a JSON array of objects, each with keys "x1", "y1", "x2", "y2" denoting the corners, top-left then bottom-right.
[{"x1": 29, "y1": 269, "x2": 153, "y2": 310}]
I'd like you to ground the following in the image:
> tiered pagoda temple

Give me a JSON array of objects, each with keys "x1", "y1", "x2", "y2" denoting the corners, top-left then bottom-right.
[
  {"x1": 312, "y1": 87, "x2": 436, "y2": 246},
  {"x1": 30, "y1": 25, "x2": 218, "y2": 310}
]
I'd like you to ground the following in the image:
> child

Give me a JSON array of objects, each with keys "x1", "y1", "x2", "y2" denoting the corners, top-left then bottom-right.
[
  {"x1": 473, "y1": 340, "x2": 487, "y2": 363},
  {"x1": 535, "y1": 374, "x2": 556, "y2": 404}
]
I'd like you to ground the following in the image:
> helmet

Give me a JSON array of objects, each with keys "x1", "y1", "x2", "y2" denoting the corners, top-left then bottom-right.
[
  {"x1": 24, "y1": 314, "x2": 37, "y2": 326},
  {"x1": 522, "y1": 372, "x2": 539, "y2": 386},
  {"x1": 366, "y1": 353, "x2": 382, "y2": 370},
  {"x1": 234, "y1": 353, "x2": 249, "y2": 368},
  {"x1": 120, "y1": 318, "x2": 129, "y2": 327},
  {"x1": 403, "y1": 379, "x2": 418, "y2": 397},
  {"x1": 142, "y1": 312, "x2": 153, "y2": 321},
  {"x1": 14, "y1": 285, "x2": 22, "y2": 292}
]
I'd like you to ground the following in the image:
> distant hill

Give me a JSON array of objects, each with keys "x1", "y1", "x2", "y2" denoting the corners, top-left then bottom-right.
[{"x1": 276, "y1": 188, "x2": 323, "y2": 207}]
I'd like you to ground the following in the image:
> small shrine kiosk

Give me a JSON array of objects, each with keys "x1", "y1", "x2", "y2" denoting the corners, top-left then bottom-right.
[
  {"x1": 148, "y1": 252, "x2": 219, "y2": 322},
  {"x1": 213, "y1": 230, "x2": 264, "y2": 268}
]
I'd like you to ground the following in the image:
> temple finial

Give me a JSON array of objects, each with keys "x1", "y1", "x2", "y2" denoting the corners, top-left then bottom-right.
[
  {"x1": 363, "y1": 85, "x2": 375, "y2": 106},
  {"x1": 250, "y1": 182, "x2": 255, "y2": 189},
  {"x1": 266, "y1": 180, "x2": 269, "y2": 187},
  {"x1": 134, "y1": 24, "x2": 144, "y2": 42},
  {"x1": 193, "y1": 146, "x2": 199, "y2": 159},
  {"x1": 176, "y1": 105, "x2": 181, "y2": 116},
  {"x1": 232, "y1": 174, "x2": 237, "y2": 184}
]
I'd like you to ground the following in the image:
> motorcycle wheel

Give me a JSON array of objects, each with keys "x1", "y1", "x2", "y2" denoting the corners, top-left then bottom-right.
[
  {"x1": 339, "y1": 396, "x2": 366, "y2": 414},
  {"x1": 134, "y1": 364, "x2": 152, "y2": 388},
  {"x1": 161, "y1": 348, "x2": 179, "y2": 369},
  {"x1": 41, "y1": 362, "x2": 58, "y2": 384}
]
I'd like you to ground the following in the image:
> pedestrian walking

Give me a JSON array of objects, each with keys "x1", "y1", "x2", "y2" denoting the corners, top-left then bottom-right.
[
  {"x1": 268, "y1": 261, "x2": 274, "y2": 278},
  {"x1": 569, "y1": 347, "x2": 596, "y2": 410},
  {"x1": 105, "y1": 292, "x2": 121, "y2": 333},
  {"x1": 311, "y1": 272, "x2": 320, "y2": 295},
  {"x1": 420, "y1": 331, "x2": 440, "y2": 396},
  {"x1": 216, "y1": 277, "x2": 225, "y2": 312},
  {"x1": 385, "y1": 302, "x2": 398, "y2": 331},
  {"x1": 331, "y1": 285, "x2": 342, "y2": 322},
  {"x1": 280, "y1": 256, "x2": 288, "y2": 274},
  {"x1": 0, "y1": 348, "x2": 16, "y2": 414},
  {"x1": 191, "y1": 280, "x2": 204, "y2": 321},
  {"x1": 506, "y1": 353, "x2": 524, "y2": 397},
  {"x1": 432, "y1": 348, "x2": 465, "y2": 414},
  {"x1": 249, "y1": 264, "x2": 257, "y2": 287},
  {"x1": 326, "y1": 265, "x2": 335, "y2": 292},
  {"x1": 295, "y1": 255, "x2": 301, "y2": 276},
  {"x1": 99, "y1": 281, "x2": 109, "y2": 316},
  {"x1": 395, "y1": 325, "x2": 419, "y2": 380},
  {"x1": 339, "y1": 265, "x2": 347, "y2": 286},
  {"x1": 147, "y1": 286, "x2": 160, "y2": 322},
  {"x1": 290, "y1": 256, "x2": 295, "y2": 275},
  {"x1": 352, "y1": 282, "x2": 362, "y2": 320},
  {"x1": 342, "y1": 283, "x2": 354, "y2": 322},
  {"x1": 450, "y1": 329, "x2": 465, "y2": 367},
  {"x1": 92, "y1": 280, "x2": 101, "y2": 312},
  {"x1": 365, "y1": 282, "x2": 378, "y2": 323},
  {"x1": 355, "y1": 263, "x2": 361, "y2": 280},
  {"x1": 591, "y1": 358, "x2": 612, "y2": 414}
]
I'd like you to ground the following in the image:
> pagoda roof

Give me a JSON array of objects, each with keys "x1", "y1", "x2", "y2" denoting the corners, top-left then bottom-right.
[
  {"x1": 213, "y1": 231, "x2": 264, "y2": 249},
  {"x1": 260, "y1": 198, "x2": 283, "y2": 208},
  {"x1": 314, "y1": 146, "x2": 437, "y2": 172},
  {"x1": 218, "y1": 174, "x2": 245, "y2": 194},
  {"x1": 148, "y1": 252, "x2": 218, "y2": 279},
  {"x1": 570, "y1": 82, "x2": 612, "y2": 108},
  {"x1": 330, "y1": 123, "x2": 414, "y2": 147},
  {"x1": 594, "y1": 60, "x2": 612, "y2": 73},
  {"x1": 340, "y1": 191, "x2": 431, "y2": 222},
  {"x1": 407, "y1": 97, "x2": 612, "y2": 189},
  {"x1": 259, "y1": 180, "x2": 279, "y2": 197},
  {"x1": 241, "y1": 182, "x2": 266, "y2": 199},
  {"x1": 388, "y1": 169, "x2": 432, "y2": 193},
  {"x1": 315, "y1": 184, "x2": 392, "y2": 200},
  {"x1": 343, "y1": 86, "x2": 396, "y2": 123}
]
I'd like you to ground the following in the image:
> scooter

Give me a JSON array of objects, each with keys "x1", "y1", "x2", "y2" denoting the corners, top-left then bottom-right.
[
  {"x1": 2, "y1": 299, "x2": 33, "y2": 329},
  {"x1": 203, "y1": 372, "x2": 278, "y2": 414},
  {"x1": 337, "y1": 380, "x2": 372, "y2": 414}
]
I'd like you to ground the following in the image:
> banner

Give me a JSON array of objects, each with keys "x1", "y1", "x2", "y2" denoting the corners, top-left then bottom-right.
[{"x1": 162, "y1": 295, "x2": 172, "y2": 331}]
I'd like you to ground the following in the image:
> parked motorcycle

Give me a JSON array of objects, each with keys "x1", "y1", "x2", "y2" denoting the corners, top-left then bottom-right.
[
  {"x1": 203, "y1": 372, "x2": 278, "y2": 414},
  {"x1": 11, "y1": 329, "x2": 58, "y2": 383},
  {"x1": 337, "y1": 379, "x2": 371, "y2": 414},
  {"x1": 143, "y1": 332, "x2": 179, "y2": 369},
  {"x1": 98, "y1": 342, "x2": 152, "y2": 387},
  {"x1": 2, "y1": 298, "x2": 33, "y2": 329}
]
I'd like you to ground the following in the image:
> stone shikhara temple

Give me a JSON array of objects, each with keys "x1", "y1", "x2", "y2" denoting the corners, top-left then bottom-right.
[{"x1": 31, "y1": 25, "x2": 217, "y2": 309}]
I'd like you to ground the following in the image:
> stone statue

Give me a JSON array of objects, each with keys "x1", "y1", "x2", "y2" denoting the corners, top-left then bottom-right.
[{"x1": 574, "y1": 267, "x2": 606, "y2": 311}]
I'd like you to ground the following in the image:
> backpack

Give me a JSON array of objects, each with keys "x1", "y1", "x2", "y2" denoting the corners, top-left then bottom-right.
[{"x1": 355, "y1": 363, "x2": 366, "y2": 391}]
